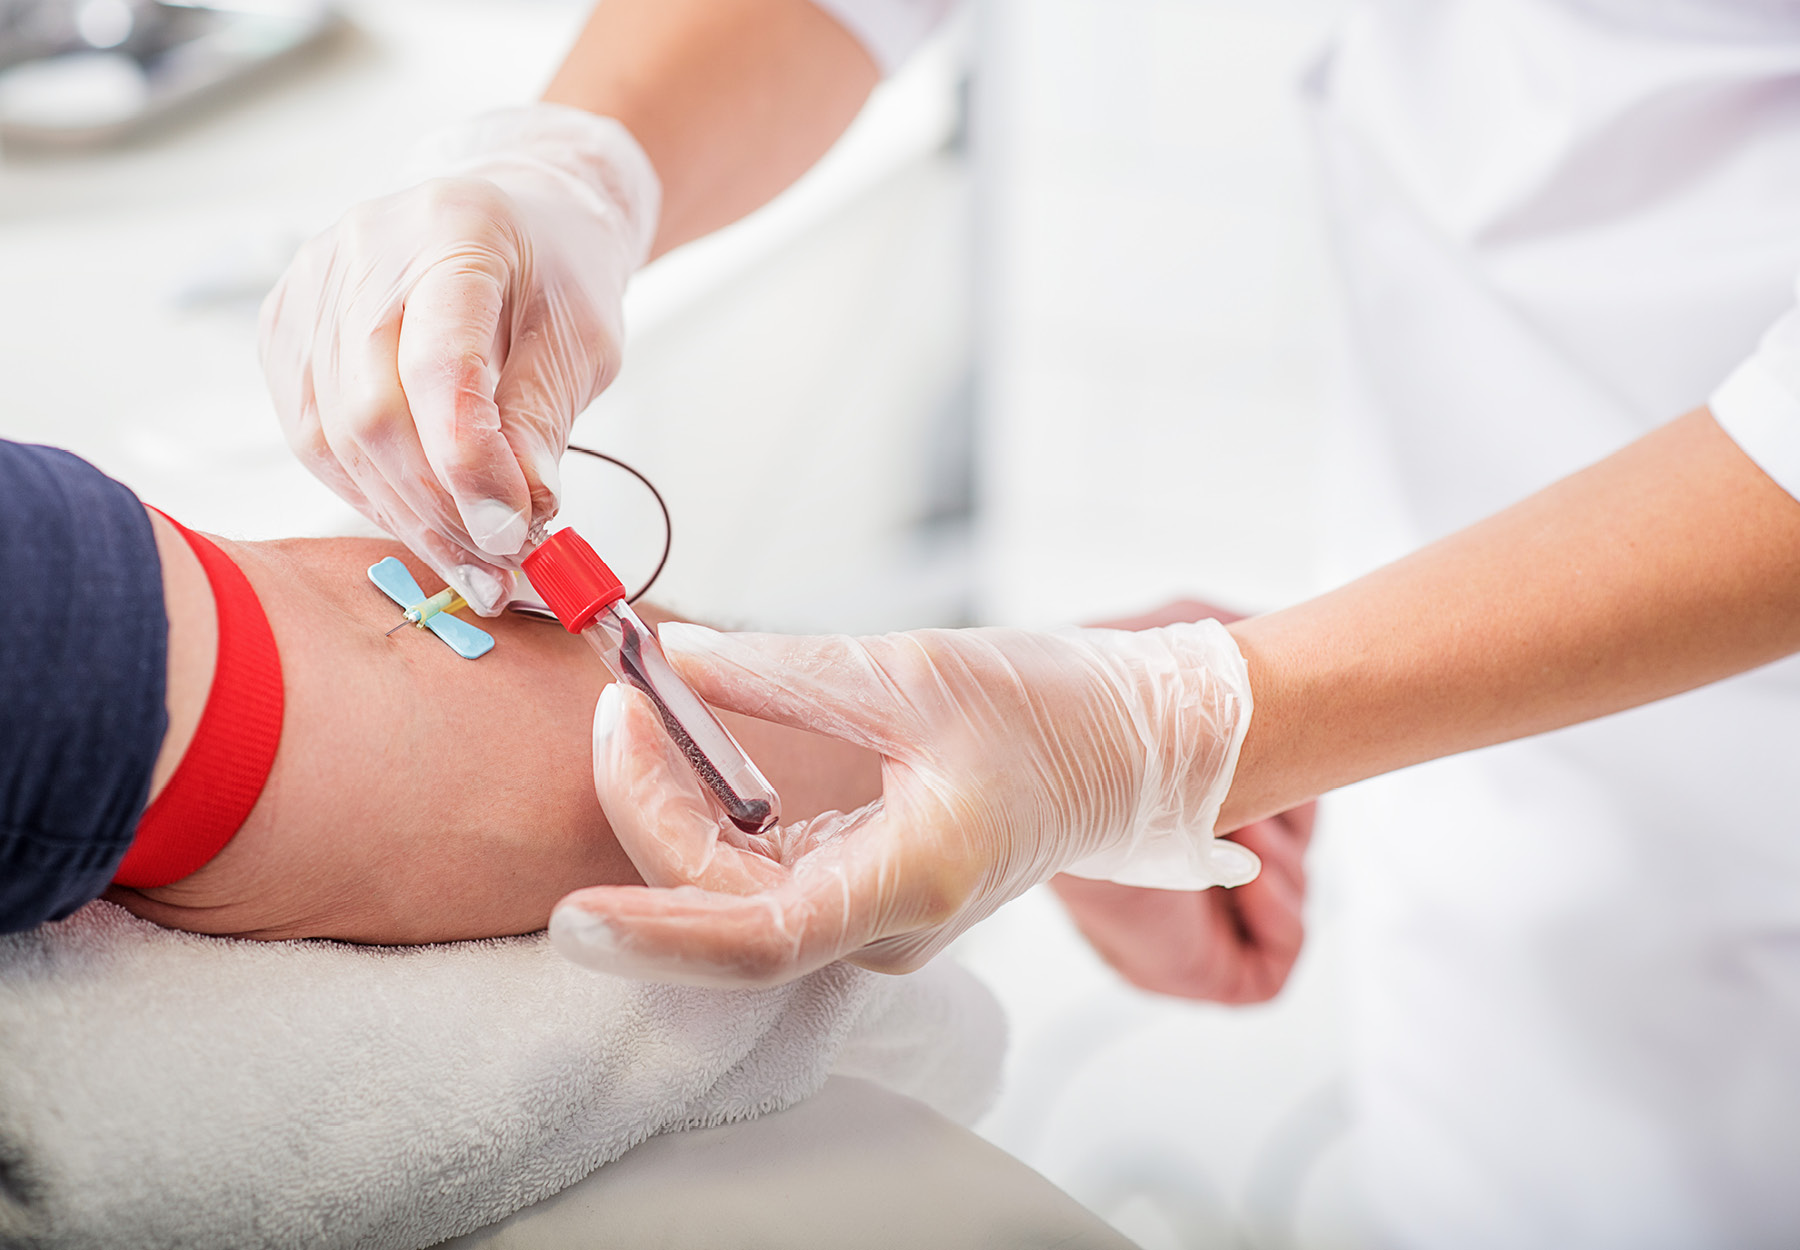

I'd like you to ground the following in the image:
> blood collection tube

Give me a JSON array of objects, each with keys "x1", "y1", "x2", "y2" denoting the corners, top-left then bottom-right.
[{"x1": 522, "y1": 528, "x2": 782, "y2": 835}]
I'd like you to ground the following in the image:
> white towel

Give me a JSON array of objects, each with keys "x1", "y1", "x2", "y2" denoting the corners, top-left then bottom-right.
[{"x1": 0, "y1": 901, "x2": 1003, "y2": 1250}]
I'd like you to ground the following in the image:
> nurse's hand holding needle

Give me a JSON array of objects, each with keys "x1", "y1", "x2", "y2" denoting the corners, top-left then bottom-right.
[
  {"x1": 257, "y1": 0, "x2": 881, "y2": 617},
  {"x1": 258, "y1": 106, "x2": 661, "y2": 615}
]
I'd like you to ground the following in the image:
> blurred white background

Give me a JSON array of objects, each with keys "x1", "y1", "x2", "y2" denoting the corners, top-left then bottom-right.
[{"x1": 0, "y1": 1, "x2": 1370, "y2": 1245}]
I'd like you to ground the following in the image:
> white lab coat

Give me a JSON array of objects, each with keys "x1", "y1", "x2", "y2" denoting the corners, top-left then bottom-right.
[
  {"x1": 825, "y1": 0, "x2": 1800, "y2": 1244},
  {"x1": 1313, "y1": 3, "x2": 1800, "y2": 1245}
]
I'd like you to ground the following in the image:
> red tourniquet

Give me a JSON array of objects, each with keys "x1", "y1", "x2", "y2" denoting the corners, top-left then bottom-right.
[{"x1": 113, "y1": 511, "x2": 285, "y2": 889}]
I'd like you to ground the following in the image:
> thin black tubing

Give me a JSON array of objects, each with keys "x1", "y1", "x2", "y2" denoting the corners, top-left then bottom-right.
[{"x1": 563, "y1": 443, "x2": 672, "y2": 604}]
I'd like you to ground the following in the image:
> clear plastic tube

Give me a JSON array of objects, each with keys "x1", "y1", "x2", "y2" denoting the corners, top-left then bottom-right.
[
  {"x1": 581, "y1": 600, "x2": 781, "y2": 835},
  {"x1": 521, "y1": 526, "x2": 783, "y2": 835}
]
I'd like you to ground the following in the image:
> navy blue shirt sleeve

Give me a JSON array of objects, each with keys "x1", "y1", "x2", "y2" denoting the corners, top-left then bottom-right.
[{"x1": 0, "y1": 441, "x2": 167, "y2": 932}]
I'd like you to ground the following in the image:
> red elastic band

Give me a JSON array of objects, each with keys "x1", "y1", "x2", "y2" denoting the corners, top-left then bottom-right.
[{"x1": 114, "y1": 512, "x2": 285, "y2": 888}]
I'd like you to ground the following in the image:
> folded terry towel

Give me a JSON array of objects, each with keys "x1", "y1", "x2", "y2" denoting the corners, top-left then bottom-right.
[{"x1": 0, "y1": 901, "x2": 1003, "y2": 1250}]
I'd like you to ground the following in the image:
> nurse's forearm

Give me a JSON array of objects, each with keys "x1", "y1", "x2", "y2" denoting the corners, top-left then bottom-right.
[
  {"x1": 1219, "y1": 409, "x2": 1800, "y2": 829},
  {"x1": 544, "y1": 0, "x2": 879, "y2": 258}
]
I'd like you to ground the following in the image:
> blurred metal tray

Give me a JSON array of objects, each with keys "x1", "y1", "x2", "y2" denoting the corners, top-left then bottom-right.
[{"x1": 0, "y1": 1, "x2": 341, "y2": 150}]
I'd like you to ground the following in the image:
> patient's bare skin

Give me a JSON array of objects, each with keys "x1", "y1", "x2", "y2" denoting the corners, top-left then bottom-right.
[{"x1": 108, "y1": 524, "x2": 880, "y2": 944}]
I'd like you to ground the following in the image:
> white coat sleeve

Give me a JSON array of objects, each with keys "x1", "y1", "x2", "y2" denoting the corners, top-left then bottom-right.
[
  {"x1": 1709, "y1": 291, "x2": 1800, "y2": 502},
  {"x1": 810, "y1": 0, "x2": 962, "y2": 74}
]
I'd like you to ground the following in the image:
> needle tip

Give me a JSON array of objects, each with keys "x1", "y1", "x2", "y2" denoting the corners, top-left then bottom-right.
[{"x1": 384, "y1": 620, "x2": 408, "y2": 637}]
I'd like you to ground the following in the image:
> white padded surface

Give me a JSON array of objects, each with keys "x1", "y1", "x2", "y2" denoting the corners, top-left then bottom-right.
[
  {"x1": 442, "y1": 1077, "x2": 1136, "y2": 1250},
  {"x1": 0, "y1": 904, "x2": 999, "y2": 1250}
]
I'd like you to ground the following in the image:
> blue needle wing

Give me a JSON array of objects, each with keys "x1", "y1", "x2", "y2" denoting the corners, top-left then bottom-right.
[
  {"x1": 425, "y1": 613, "x2": 495, "y2": 661},
  {"x1": 368, "y1": 557, "x2": 424, "y2": 608},
  {"x1": 367, "y1": 557, "x2": 494, "y2": 661}
]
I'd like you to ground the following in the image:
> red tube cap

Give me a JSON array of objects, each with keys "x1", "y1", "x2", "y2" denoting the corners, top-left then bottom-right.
[{"x1": 522, "y1": 528, "x2": 625, "y2": 632}]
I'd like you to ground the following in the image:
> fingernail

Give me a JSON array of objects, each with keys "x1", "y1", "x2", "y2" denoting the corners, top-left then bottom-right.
[
  {"x1": 531, "y1": 444, "x2": 562, "y2": 503},
  {"x1": 656, "y1": 622, "x2": 720, "y2": 655},
  {"x1": 550, "y1": 904, "x2": 621, "y2": 966},
  {"x1": 464, "y1": 498, "x2": 530, "y2": 557},
  {"x1": 1208, "y1": 838, "x2": 1263, "y2": 888},
  {"x1": 455, "y1": 564, "x2": 508, "y2": 615},
  {"x1": 594, "y1": 682, "x2": 623, "y2": 742}
]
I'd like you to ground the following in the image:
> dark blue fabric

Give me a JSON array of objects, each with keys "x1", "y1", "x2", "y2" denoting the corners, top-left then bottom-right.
[{"x1": 0, "y1": 441, "x2": 166, "y2": 932}]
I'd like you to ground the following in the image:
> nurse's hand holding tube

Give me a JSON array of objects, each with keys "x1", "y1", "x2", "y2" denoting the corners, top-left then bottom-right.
[
  {"x1": 552, "y1": 621, "x2": 1262, "y2": 987},
  {"x1": 259, "y1": 105, "x2": 660, "y2": 615}
]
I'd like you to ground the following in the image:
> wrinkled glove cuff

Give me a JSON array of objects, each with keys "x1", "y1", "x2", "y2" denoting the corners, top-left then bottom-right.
[
  {"x1": 401, "y1": 103, "x2": 663, "y2": 271},
  {"x1": 1060, "y1": 619, "x2": 1257, "y2": 890}
]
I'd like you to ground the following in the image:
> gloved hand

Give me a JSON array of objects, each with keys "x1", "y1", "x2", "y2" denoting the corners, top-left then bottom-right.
[
  {"x1": 259, "y1": 104, "x2": 660, "y2": 614},
  {"x1": 551, "y1": 621, "x2": 1260, "y2": 987},
  {"x1": 1052, "y1": 597, "x2": 1314, "y2": 1005}
]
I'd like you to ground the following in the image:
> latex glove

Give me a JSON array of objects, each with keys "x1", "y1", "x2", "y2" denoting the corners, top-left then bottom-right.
[
  {"x1": 1050, "y1": 597, "x2": 1315, "y2": 1004},
  {"x1": 259, "y1": 104, "x2": 660, "y2": 614},
  {"x1": 551, "y1": 621, "x2": 1260, "y2": 988}
]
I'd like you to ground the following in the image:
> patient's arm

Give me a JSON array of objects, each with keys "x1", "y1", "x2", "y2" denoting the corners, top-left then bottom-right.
[{"x1": 109, "y1": 515, "x2": 880, "y2": 944}]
